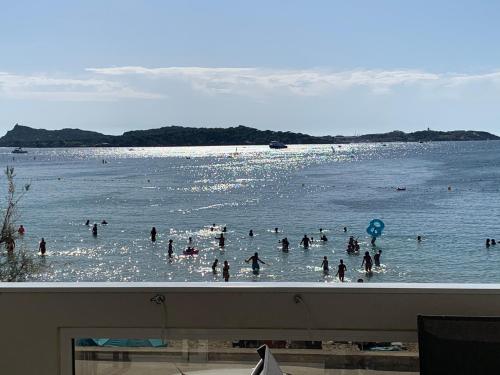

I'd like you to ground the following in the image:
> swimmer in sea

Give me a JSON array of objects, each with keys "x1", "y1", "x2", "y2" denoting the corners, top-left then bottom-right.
[
  {"x1": 246, "y1": 252, "x2": 265, "y2": 272},
  {"x1": 216, "y1": 233, "x2": 225, "y2": 247},
  {"x1": 374, "y1": 250, "x2": 382, "y2": 267},
  {"x1": 274, "y1": 227, "x2": 279, "y2": 233},
  {"x1": 92, "y1": 224, "x2": 98, "y2": 236},
  {"x1": 223, "y1": 226, "x2": 227, "y2": 233},
  {"x1": 249, "y1": 229, "x2": 254, "y2": 237},
  {"x1": 85, "y1": 219, "x2": 90, "y2": 226},
  {"x1": 281, "y1": 237, "x2": 289, "y2": 252},
  {"x1": 486, "y1": 238, "x2": 491, "y2": 248},
  {"x1": 343, "y1": 226, "x2": 347, "y2": 232},
  {"x1": 223, "y1": 261, "x2": 230, "y2": 282},
  {"x1": 321, "y1": 256, "x2": 329, "y2": 273},
  {"x1": 211, "y1": 223, "x2": 216, "y2": 232},
  {"x1": 321, "y1": 234, "x2": 328, "y2": 242},
  {"x1": 370, "y1": 236, "x2": 376, "y2": 246},
  {"x1": 101, "y1": 220, "x2": 108, "y2": 225},
  {"x1": 492, "y1": 239, "x2": 497, "y2": 246},
  {"x1": 300, "y1": 234, "x2": 311, "y2": 249},
  {"x1": 168, "y1": 239, "x2": 174, "y2": 258},
  {"x1": 18, "y1": 225, "x2": 25, "y2": 235},
  {"x1": 188, "y1": 237, "x2": 193, "y2": 245},
  {"x1": 39, "y1": 238, "x2": 46, "y2": 255},
  {"x1": 336, "y1": 259, "x2": 347, "y2": 282},
  {"x1": 417, "y1": 235, "x2": 422, "y2": 242},
  {"x1": 362, "y1": 251, "x2": 373, "y2": 273},
  {"x1": 212, "y1": 259, "x2": 218, "y2": 273},
  {"x1": 151, "y1": 227, "x2": 157, "y2": 242},
  {"x1": 354, "y1": 240, "x2": 360, "y2": 252}
]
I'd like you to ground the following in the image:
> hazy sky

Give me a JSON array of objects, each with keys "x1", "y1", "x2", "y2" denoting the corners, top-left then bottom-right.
[{"x1": 2, "y1": 0, "x2": 500, "y2": 136}]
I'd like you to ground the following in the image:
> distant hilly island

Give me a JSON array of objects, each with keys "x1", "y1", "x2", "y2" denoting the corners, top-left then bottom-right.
[{"x1": 0, "y1": 124, "x2": 498, "y2": 148}]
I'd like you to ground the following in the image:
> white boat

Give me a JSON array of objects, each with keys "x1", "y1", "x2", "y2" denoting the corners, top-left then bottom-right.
[
  {"x1": 11, "y1": 147, "x2": 27, "y2": 154},
  {"x1": 269, "y1": 141, "x2": 287, "y2": 149}
]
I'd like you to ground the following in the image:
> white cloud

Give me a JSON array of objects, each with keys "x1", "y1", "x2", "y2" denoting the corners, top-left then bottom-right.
[
  {"x1": 86, "y1": 66, "x2": 440, "y2": 96},
  {"x1": 4, "y1": 66, "x2": 500, "y2": 102},
  {"x1": 0, "y1": 72, "x2": 163, "y2": 101}
]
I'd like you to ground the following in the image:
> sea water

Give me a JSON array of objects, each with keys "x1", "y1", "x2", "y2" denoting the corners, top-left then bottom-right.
[{"x1": 3, "y1": 141, "x2": 500, "y2": 283}]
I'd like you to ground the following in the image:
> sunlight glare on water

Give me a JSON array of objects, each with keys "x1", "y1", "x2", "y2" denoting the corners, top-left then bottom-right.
[{"x1": 3, "y1": 141, "x2": 500, "y2": 283}]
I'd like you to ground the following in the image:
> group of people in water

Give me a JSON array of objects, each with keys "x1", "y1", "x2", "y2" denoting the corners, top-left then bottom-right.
[
  {"x1": 3, "y1": 225, "x2": 47, "y2": 255},
  {"x1": 486, "y1": 238, "x2": 497, "y2": 247},
  {"x1": 152, "y1": 224, "x2": 387, "y2": 282}
]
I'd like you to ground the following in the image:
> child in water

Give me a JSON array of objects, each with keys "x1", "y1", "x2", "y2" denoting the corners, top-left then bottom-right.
[
  {"x1": 39, "y1": 238, "x2": 46, "y2": 255},
  {"x1": 212, "y1": 259, "x2": 218, "y2": 273},
  {"x1": 374, "y1": 250, "x2": 382, "y2": 267},
  {"x1": 336, "y1": 259, "x2": 347, "y2": 282},
  {"x1": 321, "y1": 256, "x2": 329, "y2": 273},
  {"x1": 246, "y1": 252, "x2": 265, "y2": 271},
  {"x1": 223, "y1": 261, "x2": 230, "y2": 282},
  {"x1": 168, "y1": 239, "x2": 174, "y2": 258}
]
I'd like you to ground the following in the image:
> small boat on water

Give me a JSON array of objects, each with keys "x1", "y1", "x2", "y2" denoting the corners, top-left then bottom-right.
[
  {"x1": 396, "y1": 187, "x2": 407, "y2": 191},
  {"x1": 11, "y1": 147, "x2": 27, "y2": 154},
  {"x1": 269, "y1": 141, "x2": 287, "y2": 149}
]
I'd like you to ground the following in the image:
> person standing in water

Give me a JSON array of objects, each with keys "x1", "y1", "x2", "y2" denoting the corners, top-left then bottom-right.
[
  {"x1": 246, "y1": 252, "x2": 265, "y2": 272},
  {"x1": 249, "y1": 229, "x2": 254, "y2": 237},
  {"x1": 151, "y1": 227, "x2": 157, "y2": 242},
  {"x1": 18, "y1": 225, "x2": 25, "y2": 235},
  {"x1": 362, "y1": 251, "x2": 373, "y2": 273},
  {"x1": 321, "y1": 256, "x2": 329, "y2": 273},
  {"x1": 223, "y1": 261, "x2": 230, "y2": 282},
  {"x1": 215, "y1": 233, "x2": 225, "y2": 247},
  {"x1": 85, "y1": 219, "x2": 90, "y2": 226},
  {"x1": 336, "y1": 259, "x2": 347, "y2": 282},
  {"x1": 374, "y1": 250, "x2": 382, "y2": 267},
  {"x1": 300, "y1": 234, "x2": 311, "y2": 249},
  {"x1": 223, "y1": 226, "x2": 227, "y2": 233},
  {"x1": 212, "y1": 259, "x2": 218, "y2": 273},
  {"x1": 39, "y1": 238, "x2": 46, "y2": 255},
  {"x1": 168, "y1": 239, "x2": 174, "y2": 258},
  {"x1": 281, "y1": 237, "x2": 290, "y2": 252},
  {"x1": 486, "y1": 239, "x2": 491, "y2": 248},
  {"x1": 92, "y1": 224, "x2": 98, "y2": 236},
  {"x1": 274, "y1": 227, "x2": 279, "y2": 234}
]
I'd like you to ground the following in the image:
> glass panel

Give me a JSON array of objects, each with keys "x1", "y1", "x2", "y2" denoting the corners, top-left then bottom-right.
[{"x1": 74, "y1": 337, "x2": 418, "y2": 374}]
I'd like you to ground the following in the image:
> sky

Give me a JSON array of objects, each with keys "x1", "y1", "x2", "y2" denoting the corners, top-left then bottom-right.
[{"x1": 1, "y1": 0, "x2": 500, "y2": 136}]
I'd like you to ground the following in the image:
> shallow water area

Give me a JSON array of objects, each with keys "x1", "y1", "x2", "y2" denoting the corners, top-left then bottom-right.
[{"x1": 3, "y1": 141, "x2": 500, "y2": 283}]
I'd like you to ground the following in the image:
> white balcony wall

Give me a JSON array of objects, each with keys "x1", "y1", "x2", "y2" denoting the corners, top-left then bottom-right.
[{"x1": 1, "y1": 282, "x2": 500, "y2": 374}]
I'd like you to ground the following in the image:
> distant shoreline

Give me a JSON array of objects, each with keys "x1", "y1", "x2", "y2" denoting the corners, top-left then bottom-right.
[{"x1": 1, "y1": 124, "x2": 498, "y2": 148}]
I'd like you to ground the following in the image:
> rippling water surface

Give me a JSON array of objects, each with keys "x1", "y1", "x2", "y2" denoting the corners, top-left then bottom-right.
[{"x1": 4, "y1": 141, "x2": 500, "y2": 283}]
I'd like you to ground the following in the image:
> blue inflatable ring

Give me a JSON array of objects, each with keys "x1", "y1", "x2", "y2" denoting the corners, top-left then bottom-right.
[{"x1": 366, "y1": 219, "x2": 385, "y2": 238}]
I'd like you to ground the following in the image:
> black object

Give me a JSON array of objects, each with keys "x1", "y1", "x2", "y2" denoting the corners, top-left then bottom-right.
[{"x1": 418, "y1": 315, "x2": 500, "y2": 375}]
